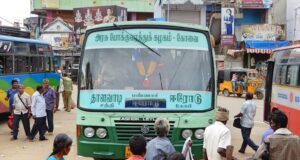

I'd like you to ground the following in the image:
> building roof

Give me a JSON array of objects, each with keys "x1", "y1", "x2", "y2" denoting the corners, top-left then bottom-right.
[
  {"x1": 42, "y1": 17, "x2": 73, "y2": 33},
  {"x1": 86, "y1": 21, "x2": 209, "y2": 31}
]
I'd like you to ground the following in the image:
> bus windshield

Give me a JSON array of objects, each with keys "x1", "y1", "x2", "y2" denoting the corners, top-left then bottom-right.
[{"x1": 80, "y1": 28, "x2": 213, "y2": 111}]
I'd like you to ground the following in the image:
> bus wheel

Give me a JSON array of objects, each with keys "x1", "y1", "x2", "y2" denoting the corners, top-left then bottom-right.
[
  {"x1": 256, "y1": 92, "x2": 264, "y2": 100},
  {"x1": 237, "y1": 93, "x2": 242, "y2": 97},
  {"x1": 223, "y1": 89, "x2": 230, "y2": 97}
]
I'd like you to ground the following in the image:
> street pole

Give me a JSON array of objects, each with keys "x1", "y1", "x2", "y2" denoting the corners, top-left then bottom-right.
[
  {"x1": 293, "y1": 6, "x2": 300, "y2": 44},
  {"x1": 167, "y1": 0, "x2": 170, "y2": 21}
]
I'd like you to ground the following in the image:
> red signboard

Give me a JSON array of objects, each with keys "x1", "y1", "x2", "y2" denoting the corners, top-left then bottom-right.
[
  {"x1": 240, "y1": 0, "x2": 272, "y2": 9},
  {"x1": 221, "y1": 35, "x2": 235, "y2": 46}
]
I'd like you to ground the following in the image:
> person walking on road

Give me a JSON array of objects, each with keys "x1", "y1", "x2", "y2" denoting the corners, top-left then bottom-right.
[
  {"x1": 5, "y1": 79, "x2": 19, "y2": 113},
  {"x1": 252, "y1": 110, "x2": 300, "y2": 160},
  {"x1": 48, "y1": 133, "x2": 73, "y2": 160},
  {"x1": 43, "y1": 79, "x2": 57, "y2": 134},
  {"x1": 11, "y1": 84, "x2": 31, "y2": 140},
  {"x1": 234, "y1": 93, "x2": 258, "y2": 153},
  {"x1": 62, "y1": 73, "x2": 73, "y2": 112},
  {"x1": 29, "y1": 86, "x2": 47, "y2": 141},
  {"x1": 145, "y1": 118, "x2": 176, "y2": 160},
  {"x1": 203, "y1": 106, "x2": 233, "y2": 160}
]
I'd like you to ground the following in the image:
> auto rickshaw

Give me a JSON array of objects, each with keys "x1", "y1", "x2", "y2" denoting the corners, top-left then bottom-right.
[{"x1": 217, "y1": 68, "x2": 264, "y2": 99}]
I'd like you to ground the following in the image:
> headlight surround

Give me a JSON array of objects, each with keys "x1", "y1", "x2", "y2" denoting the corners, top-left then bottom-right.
[
  {"x1": 96, "y1": 128, "x2": 107, "y2": 139},
  {"x1": 182, "y1": 129, "x2": 193, "y2": 139},
  {"x1": 194, "y1": 129, "x2": 205, "y2": 139},
  {"x1": 84, "y1": 127, "x2": 95, "y2": 138}
]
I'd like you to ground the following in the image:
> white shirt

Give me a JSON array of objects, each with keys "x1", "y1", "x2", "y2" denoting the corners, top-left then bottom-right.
[
  {"x1": 31, "y1": 91, "x2": 46, "y2": 118},
  {"x1": 203, "y1": 121, "x2": 231, "y2": 160},
  {"x1": 13, "y1": 92, "x2": 31, "y2": 115},
  {"x1": 240, "y1": 100, "x2": 256, "y2": 128}
]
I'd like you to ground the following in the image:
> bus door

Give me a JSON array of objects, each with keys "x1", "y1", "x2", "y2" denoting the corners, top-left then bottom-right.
[{"x1": 264, "y1": 60, "x2": 274, "y2": 121}]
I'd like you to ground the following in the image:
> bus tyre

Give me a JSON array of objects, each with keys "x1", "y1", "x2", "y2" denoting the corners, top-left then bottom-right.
[
  {"x1": 256, "y1": 92, "x2": 264, "y2": 100},
  {"x1": 237, "y1": 93, "x2": 242, "y2": 97},
  {"x1": 223, "y1": 89, "x2": 230, "y2": 97}
]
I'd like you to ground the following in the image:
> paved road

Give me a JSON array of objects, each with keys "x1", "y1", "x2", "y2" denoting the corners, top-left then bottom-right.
[{"x1": 0, "y1": 88, "x2": 268, "y2": 160}]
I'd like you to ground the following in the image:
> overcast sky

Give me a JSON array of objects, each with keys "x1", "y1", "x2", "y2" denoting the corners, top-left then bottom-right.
[{"x1": 0, "y1": 0, "x2": 34, "y2": 26}]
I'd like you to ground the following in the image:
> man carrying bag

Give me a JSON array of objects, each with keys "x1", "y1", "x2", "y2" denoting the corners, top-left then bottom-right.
[{"x1": 11, "y1": 85, "x2": 31, "y2": 140}]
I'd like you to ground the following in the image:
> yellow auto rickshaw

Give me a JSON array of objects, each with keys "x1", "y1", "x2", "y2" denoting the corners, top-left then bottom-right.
[{"x1": 217, "y1": 68, "x2": 264, "y2": 99}]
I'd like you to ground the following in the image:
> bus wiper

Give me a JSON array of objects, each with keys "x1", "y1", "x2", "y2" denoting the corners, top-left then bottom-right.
[
  {"x1": 159, "y1": 72, "x2": 163, "y2": 90},
  {"x1": 113, "y1": 23, "x2": 161, "y2": 57}
]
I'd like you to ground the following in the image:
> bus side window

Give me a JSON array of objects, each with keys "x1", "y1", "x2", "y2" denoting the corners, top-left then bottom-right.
[
  {"x1": 14, "y1": 42, "x2": 29, "y2": 54},
  {"x1": 280, "y1": 65, "x2": 287, "y2": 85},
  {"x1": 0, "y1": 55, "x2": 13, "y2": 74},
  {"x1": 286, "y1": 65, "x2": 298, "y2": 86},
  {"x1": 30, "y1": 44, "x2": 37, "y2": 54},
  {"x1": 274, "y1": 65, "x2": 283, "y2": 84},
  {"x1": 15, "y1": 56, "x2": 30, "y2": 73}
]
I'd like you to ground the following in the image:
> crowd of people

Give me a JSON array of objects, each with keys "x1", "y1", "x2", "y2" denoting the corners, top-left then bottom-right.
[
  {"x1": 5, "y1": 72, "x2": 73, "y2": 141},
  {"x1": 5, "y1": 74, "x2": 300, "y2": 160}
]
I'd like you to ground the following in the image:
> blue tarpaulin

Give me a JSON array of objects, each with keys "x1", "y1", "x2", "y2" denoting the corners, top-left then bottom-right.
[
  {"x1": 245, "y1": 40, "x2": 289, "y2": 54},
  {"x1": 245, "y1": 40, "x2": 289, "y2": 50}
]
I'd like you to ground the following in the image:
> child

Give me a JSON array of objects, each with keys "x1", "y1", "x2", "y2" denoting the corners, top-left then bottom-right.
[{"x1": 127, "y1": 135, "x2": 147, "y2": 160}]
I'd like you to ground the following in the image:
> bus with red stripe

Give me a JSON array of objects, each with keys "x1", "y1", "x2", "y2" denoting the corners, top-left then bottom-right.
[{"x1": 264, "y1": 44, "x2": 300, "y2": 135}]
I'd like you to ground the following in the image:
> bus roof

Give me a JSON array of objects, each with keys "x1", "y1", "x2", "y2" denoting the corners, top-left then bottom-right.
[
  {"x1": 272, "y1": 44, "x2": 300, "y2": 53},
  {"x1": 0, "y1": 35, "x2": 50, "y2": 45},
  {"x1": 86, "y1": 21, "x2": 209, "y2": 32}
]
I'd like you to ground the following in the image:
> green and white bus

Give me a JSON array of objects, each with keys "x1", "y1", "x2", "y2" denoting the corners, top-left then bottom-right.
[{"x1": 77, "y1": 21, "x2": 216, "y2": 160}]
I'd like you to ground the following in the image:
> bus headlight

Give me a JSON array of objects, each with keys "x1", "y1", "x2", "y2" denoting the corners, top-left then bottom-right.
[
  {"x1": 182, "y1": 129, "x2": 193, "y2": 139},
  {"x1": 194, "y1": 129, "x2": 205, "y2": 139},
  {"x1": 96, "y1": 128, "x2": 107, "y2": 139},
  {"x1": 84, "y1": 127, "x2": 95, "y2": 138}
]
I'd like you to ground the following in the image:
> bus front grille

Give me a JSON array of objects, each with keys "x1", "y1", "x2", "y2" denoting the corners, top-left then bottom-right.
[{"x1": 114, "y1": 120, "x2": 175, "y2": 141}]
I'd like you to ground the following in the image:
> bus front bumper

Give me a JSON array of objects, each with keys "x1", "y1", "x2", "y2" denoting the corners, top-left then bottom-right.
[{"x1": 78, "y1": 139, "x2": 204, "y2": 159}]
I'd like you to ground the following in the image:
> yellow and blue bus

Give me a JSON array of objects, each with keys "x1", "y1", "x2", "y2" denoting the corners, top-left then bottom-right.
[
  {"x1": 0, "y1": 35, "x2": 60, "y2": 114},
  {"x1": 77, "y1": 21, "x2": 216, "y2": 159}
]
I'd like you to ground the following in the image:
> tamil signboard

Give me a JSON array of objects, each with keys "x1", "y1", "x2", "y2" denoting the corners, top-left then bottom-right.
[
  {"x1": 236, "y1": 0, "x2": 272, "y2": 9},
  {"x1": 73, "y1": 6, "x2": 127, "y2": 35},
  {"x1": 42, "y1": 0, "x2": 59, "y2": 9},
  {"x1": 242, "y1": 24, "x2": 285, "y2": 41},
  {"x1": 221, "y1": 8, "x2": 235, "y2": 46}
]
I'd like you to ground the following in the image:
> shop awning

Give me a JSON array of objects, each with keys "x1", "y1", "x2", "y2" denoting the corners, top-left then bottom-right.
[{"x1": 245, "y1": 40, "x2": 289, "y2": 54}]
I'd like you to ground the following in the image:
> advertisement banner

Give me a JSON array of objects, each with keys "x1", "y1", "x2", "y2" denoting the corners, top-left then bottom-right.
[
  {"x1": 73, "y1": 6, "x2": 127, "y2": 35},
  {"x1": 242, "y1": 24, "x2": 284, "y2": 41},
  {"x1": 42, "y1": 0, "x2": 59, "y2": 9},
  {"x1": 237, "y1": 0, "x2": 273, "y2": 9},
  {"x1": 221, "y1": 8, "x2": 234, "y2": 46}
]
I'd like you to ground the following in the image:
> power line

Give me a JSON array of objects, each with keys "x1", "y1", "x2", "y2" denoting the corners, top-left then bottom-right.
[{"x1": 0, "y1": 16, "x2": 14, "y2": 25}]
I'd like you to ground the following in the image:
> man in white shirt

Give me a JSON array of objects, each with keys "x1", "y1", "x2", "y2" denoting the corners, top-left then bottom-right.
[
  {"x1": 203, "y1": 107, "x2": 232, "y2": 160},
  {"x1": 29, "y1": 86, "x2": 47, "y2": 141},
  {"x1": 11, "y1": 85, "x2": 31, "y2": 140}
]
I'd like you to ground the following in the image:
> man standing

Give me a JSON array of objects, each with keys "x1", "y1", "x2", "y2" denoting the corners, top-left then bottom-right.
[
  {"x1": 234, "y1": 93, "x2": 258, "y2": 153},
  {"x1": 11, "y1": 85, "x2": 31, "y2": 140},
  {"x1": 5, "y1": 79, "x2": 19, "y2": 113},
  {"x1": 62, "y1": 73, "x2": 73, "y2": 112},
  {"x1": 253, "y1": 110, "x2": 300, "y2": 159},
  {"x1": 203, "y1": 107, "x2": 232, "y2": 160},
  {"x1": 42, "y1": 79, "x2": 57, "y2": 134},
  {"x1": 29, "y1": 86, "x2": 47, "y2": 141}
]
